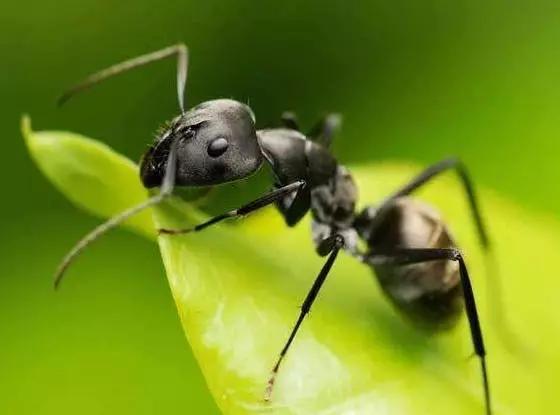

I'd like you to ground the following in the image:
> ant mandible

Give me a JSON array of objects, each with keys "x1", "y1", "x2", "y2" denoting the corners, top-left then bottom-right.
[{"x1": 54, "y1": 44, "x2": 492, "y2": 414}]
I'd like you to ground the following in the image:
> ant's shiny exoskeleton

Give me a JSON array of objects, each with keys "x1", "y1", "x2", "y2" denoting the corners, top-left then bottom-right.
[{"x1": 55, "y1": 44, "x2": 492, "y2": 414}]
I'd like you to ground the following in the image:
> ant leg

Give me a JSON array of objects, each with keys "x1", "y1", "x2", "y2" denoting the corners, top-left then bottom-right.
[
  {"x1": 264, "y1": 234, "x2": 344, "y2": 402},
  {"x1": 367, "y1": 248, "x2": 491, "y2": 415},
  {"x1": 53, "y1": 139, "x2": 180, "y2": 289},
  {"x1": 374, "y1": 158, "x2": 522, "y2": 353},
  {"x1": 281, "y1": 111, "x2": 300, "y2": 130},
  {"x1": 275, "y1": 184, "x2": 311, "y2": 227},
  {"x1": 58, "y1": 44, "x2": 189, "y2": 112},
  {"x1": 307, "y1": 113, "x2": 342, "y2": 148},
  {"x1": 158, "y1": 180, "x2": 306, "y2": 235},
  {"x1": 380, "y1": 158, "x2": 488, "y2": 248}
]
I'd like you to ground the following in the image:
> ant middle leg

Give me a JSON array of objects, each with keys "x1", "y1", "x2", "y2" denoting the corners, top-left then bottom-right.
[{"x1": 264, "y1": 234, "x2": 344, "y2": 402}]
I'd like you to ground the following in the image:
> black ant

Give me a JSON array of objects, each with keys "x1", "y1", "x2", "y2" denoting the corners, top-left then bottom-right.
[{"x1": 54, "y1": 44, "x2": 492, "y2": 414}]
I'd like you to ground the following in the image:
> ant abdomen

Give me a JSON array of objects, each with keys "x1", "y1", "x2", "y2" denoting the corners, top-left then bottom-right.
[{"x1": 358, "y1": 197, "x2": 464, "y2": 330}]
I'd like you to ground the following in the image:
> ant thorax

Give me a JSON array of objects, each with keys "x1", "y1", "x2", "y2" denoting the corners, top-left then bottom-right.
[{"x1": 310, "y1": 165, "x2": 361, "y2": 256}]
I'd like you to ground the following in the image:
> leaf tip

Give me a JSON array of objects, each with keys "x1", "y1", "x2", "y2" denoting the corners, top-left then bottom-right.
[{"x1": 20, "y1": 114, "x2": 32, "y2": 145}]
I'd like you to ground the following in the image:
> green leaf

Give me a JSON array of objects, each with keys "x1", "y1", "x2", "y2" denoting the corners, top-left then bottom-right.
[
  {"x1": 23, "y1": 115, "x2": 560, "y2": 414},
  {"x1": 21, "y1": 115, "x2": 153, "y2": 238}
]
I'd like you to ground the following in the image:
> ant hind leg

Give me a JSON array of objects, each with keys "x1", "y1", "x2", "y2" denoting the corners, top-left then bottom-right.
[{"x1": 366, "y1": 248, "x2": 492, "y2": 415}]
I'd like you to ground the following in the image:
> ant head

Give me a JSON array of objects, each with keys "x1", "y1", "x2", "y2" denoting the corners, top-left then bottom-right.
[{"x1": 141, "y1": 99, "x2": 263, "y2": 187}]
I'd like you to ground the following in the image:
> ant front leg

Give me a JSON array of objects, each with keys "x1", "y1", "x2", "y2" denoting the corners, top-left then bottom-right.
[
  {"x1": 307, "y1": 113, "x2": 342, "y2": 148},
  {"x1": 366, "y1": 248, "x2": 492, "y2": 415},
  {"x1": 280, "y1": 112, "x2": 342, "y2": 148},
  {"x1": 264, "y1": 234, "x2": 344, "y2": 402},
  {"x1": 158, "y1": 180, "x2": 306, "y2": 234},
  {"x1": 281, "y1": 111, "x2": 300, "y2": 130}
]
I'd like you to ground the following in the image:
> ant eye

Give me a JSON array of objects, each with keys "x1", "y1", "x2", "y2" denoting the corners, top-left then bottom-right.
[{"x1": 207, "y1": 137, "x2": 229, "y2": 157}]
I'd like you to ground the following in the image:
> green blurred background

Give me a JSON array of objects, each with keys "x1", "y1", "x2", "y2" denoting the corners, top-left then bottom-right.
[{"x1": 2, "y1": 0, "x2": 559, "y2": 413}]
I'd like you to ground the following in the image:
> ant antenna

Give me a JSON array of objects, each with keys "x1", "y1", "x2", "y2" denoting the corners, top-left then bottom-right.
[
  {"x1": 53, "y1": 139, "x2": 179, "y2": 289},
  {"x1": 57, "y1": 44, "x2": 189, "y2": 113}
]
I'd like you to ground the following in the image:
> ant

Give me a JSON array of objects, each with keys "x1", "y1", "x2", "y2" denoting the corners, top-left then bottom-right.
[{"x1": 55, "y1": 44, "x2": 492, "y2": 414}]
